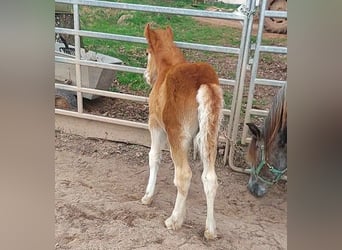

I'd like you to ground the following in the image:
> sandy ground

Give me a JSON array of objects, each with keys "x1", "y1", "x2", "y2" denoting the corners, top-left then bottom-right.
[{"x1": 55, "y1": 131, "x2": 287, "y2": 249}]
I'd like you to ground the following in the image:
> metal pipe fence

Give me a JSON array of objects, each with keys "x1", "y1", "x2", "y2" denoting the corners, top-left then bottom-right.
[
  {"x1": 226, "y1": 0, "x2": 287, "y2": 181},
  {"x1": 57, "y1": 0, "x2": 246, "y2": 20},
  {"x1": 223, "y1": 0, "x2": 257, "y2": 164},
  {"x1": 55, "y1": 0, "x2": 287, "y2": 181},
  {"x1": 54, "y1": 0, "x2": 253, "y2": 149}
]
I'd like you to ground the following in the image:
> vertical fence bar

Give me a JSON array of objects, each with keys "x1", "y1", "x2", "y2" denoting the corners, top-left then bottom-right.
[
  {"x1": 73, "y1": 3, "x2": 83, "y2": 113},
  {"x1": 241, "y1": 0, "x2": 267, "y2": 144},
  {"x1": 223, "y1": 2, "x2": 249, "y2": 164},
  {"x1": 227, "y1": 0, "x2": 256, "y2": 172}
]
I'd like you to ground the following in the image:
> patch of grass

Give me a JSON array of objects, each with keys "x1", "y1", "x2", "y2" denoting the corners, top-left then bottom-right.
[
  {"x1": 116, "y1": 72, "x2": 150, "y2": 92},
  {"x1": 250, "y1": 35, "x2": 257, "y2": 45},
  {"x1": 260, "y1": 53, "x2": 274, "y2": 64},
  {"x1": 77, "y1": 1, "x2": 284, "y2": 92},
  {"x1": 79, "y1": 4, "x2": 243, "y2": 91},
  {"x1": 80, "y1": 7, "x2": 241, "y2": 47},
  {"x1": 259, "y1": 53, "x2": 287, "y2": 65},
  {"x1": 223, "y1": 91, "x2": 233, "y2": 109},
  {"x1": 252, "y1": 97, "x2": 267, "y2": 108},
  {"x1": 262, "y1": 36, "x2": 287, "y2": 46},
  {"x1": 82, "y1": 37, "x2": 147, "y2": 67},
  {"x1": 227, "y1": 71, "x2": 236, "y2": 80},
  {"x1": 109, "y1": 85, "x2": 119, "y2": 92},
  {"x1": 104, "y1": 0, "x2": 239, "y2": 10}
]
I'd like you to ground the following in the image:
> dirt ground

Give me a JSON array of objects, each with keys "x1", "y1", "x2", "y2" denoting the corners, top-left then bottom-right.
[
  {"x1": 55, "y1": 12, "x2": 287, "y2": 249},
  {"x1": 55, "y1": 131, "x2": 287, "y2": 250}
]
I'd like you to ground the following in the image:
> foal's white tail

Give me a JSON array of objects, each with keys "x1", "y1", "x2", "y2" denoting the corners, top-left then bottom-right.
[
  {"x1": 195, "y1": 83, "x2": 223, "y2": 239},
  {"x1": 195, "y1": 84, "x2": 223, "y2": 168}
]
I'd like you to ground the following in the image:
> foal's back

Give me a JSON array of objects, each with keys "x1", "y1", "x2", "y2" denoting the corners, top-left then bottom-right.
[
  {"x1": 166, "y1": 62, "x2": 220, "y2": 90},
  {"x1": 162, "y1": 62, "x2": 219, "y2": 126}
]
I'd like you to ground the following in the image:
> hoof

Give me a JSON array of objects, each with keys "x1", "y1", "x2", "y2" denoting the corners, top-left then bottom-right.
[
  {"x1": 141, "y1": 195, "x2": 153, "y2": 205},
  {"x1": 165, "y1": 216, "x2": 183, "y2": 230},
  {"x1": 204, "y1": 229, "x2": 218, "y2": 240}
]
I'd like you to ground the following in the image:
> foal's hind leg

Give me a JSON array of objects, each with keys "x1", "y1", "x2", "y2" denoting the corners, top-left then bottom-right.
[
  {"x1": 165, "y1": 142, "x2": 192, "y2": 230},
  {"x1": 202, "y1": 164, "x2": 218, "y2": 239},
  {"x1": 141, "y1": 126, "x2": 166, "y2": 205}
]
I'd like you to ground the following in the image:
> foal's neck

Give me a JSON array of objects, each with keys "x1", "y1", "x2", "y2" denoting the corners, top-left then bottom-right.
[{"x1": 153, "y1": 46, "x2": 185, "y2": 86}]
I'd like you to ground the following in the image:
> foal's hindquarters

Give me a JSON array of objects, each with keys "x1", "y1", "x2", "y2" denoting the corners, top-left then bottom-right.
[{"x1": 141, "y1": 67, "x2": 222, "y2": 240}]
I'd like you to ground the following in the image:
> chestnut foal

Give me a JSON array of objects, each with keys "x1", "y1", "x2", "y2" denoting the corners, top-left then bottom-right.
[{"x1": 141, "y1": 23, "x2": 223, "y2": 240}]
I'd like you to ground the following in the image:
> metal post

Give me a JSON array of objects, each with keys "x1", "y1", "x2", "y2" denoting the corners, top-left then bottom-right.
[
  {"x1": 223, "y1": 0, "x2": 251, "y2": 164},
  {"x1": 226, "y1": 0, "x2": 256, "y2": 170},
  {"x1": 241, "y1": 0, "x2": 268, "y2": 144},
  {"x1": 73, "y1": 3, "x2": 83, "y2": 113}
]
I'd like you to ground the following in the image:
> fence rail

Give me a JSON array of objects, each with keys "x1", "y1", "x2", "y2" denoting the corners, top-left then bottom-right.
[
  {"x1": 226, "y1": 0, "x2": 287, "y2": 181},
  {"x1": 55, "y1": 0, "x2": 287, "y2": 181},
  {"x1": 57, "y1": 0, "x2": 246, "y2": 20},
  {"x1": 55, "y1": 27, "x2": 241, "y2": 55},
  {"x1": 54, "y1": 0, "x2": 252, "y2": 149}
]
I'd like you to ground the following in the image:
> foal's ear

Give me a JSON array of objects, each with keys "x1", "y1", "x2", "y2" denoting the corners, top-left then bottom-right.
[
  {"x1": 246, "y1": 123, "x2": 261, "y2": 139},
  {"x1": 144, "y1": 23, "x2": 152, "y2": 41},
  {"x1": 144, "y1": 23, "x2": 157, "y2": 49},
  {"x1": 166, "y1": 25, "x2": 174, "y2": 39}
]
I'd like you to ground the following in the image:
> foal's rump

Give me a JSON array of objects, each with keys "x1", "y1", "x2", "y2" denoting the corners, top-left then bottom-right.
[
  {"x1": 162, "y1": 61, "x2": 223, "y2": 161},
  {"x1": 162, "y1": 62, "x2": 221, "y2": 131}
]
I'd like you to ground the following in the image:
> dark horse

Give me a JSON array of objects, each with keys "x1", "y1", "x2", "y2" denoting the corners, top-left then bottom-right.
[{"x1": 246, "y1": 83, "x2": 287, "y2": 197}]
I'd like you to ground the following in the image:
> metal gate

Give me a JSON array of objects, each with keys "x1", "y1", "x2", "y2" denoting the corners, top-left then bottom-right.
[
  {"x1": 54, "y1": 0, "x2": 287, "y2": 176},
  {"x1": 226, "y1": 0, "x2": 287, "y2": 178}
]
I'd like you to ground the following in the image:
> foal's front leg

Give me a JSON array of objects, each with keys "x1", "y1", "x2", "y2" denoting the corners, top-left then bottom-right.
[{"x1": 141, "y1": 127, "x2": 166, "y2": 205}]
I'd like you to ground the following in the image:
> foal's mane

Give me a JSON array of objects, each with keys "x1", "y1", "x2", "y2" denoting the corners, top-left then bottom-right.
[{"x1": 264, "y1": 84, "x2": 287, "y2": 155}]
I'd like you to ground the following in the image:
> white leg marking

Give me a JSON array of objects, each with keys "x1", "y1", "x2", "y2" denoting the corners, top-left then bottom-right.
[
  {"x1": 165, "y1": 165, "x2": 192, "y2": 230},
  {"x1": 196, "y1": 84, "x2": 222, "y2": 239},
  {"x1": 202, "y1": 169, "x2": 218, "y2": 239},
  {"x1": 141, "y1": 128, "x2": 166, "y2": 205},
  {"x1": 165, "y1": 191, "x2": 187, "y2": 230}
]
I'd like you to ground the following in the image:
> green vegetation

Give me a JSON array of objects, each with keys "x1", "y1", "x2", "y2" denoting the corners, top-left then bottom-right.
[
  {"x1": 77, "y1": 0, "x2": 286, "y2": 94},
  {"x1": 116, "y1": 72, "x2": 150, "y2": 92},
  {"x1": 223, "y1": 91, "x2": 233, "y2": 109},
  {"x1": 260, "y1": 53, "x2": 274, "y2": 64},
  {"x1": 105, "y1": 0, "x2": 238, "y2": 10},
  {"x1": 78, "y1": 1, "x2": 241, "y2": 93}
]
